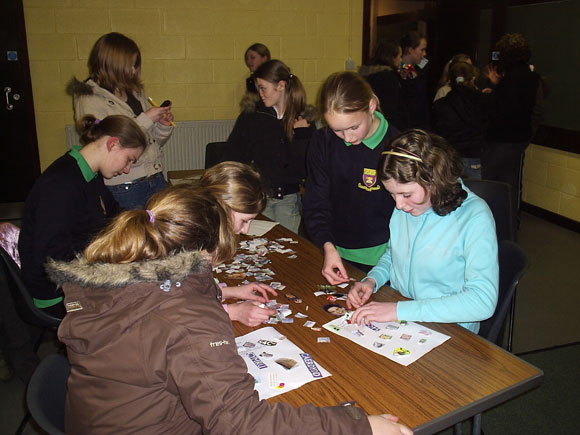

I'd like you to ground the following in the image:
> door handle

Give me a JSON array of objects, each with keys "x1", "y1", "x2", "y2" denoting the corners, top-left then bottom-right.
[{"x1": 5, "y1": 86, "x2": 14, "y2": 110}]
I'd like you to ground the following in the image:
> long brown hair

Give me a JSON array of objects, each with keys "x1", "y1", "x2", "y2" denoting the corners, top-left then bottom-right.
[
  {"x1": 318, "y1": 71, "x2": 379, "y2": 115},
  {"x1": 84, "y1": 186, "x2": 237, "y2": 265},
  {"x1": 254, "y1": 59, "x2": 306, "y2": 141},
  {"x1": 378, "y1": 129, "x2": 466, "y2": 216},
  {"x1": 199, "y1": 161, "x2": 268, "y2": 215},
  {"x1": 76, "y1": 114, "x2": 147, "y2": 150},
  {"x1": 88, "y1": 32, "x2": 142, "y2": 94}
]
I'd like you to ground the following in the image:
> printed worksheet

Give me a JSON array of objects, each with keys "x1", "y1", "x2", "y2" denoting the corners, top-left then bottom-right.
[
  {"x1": 323, "y1": 316, "x2": 450, "y2": 366},
  {"x1": 236, "y1": 327, "x2": 331, "y2": 400}
]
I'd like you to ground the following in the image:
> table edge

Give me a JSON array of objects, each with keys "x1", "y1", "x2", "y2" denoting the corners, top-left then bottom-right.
[{"x1": 411, "y1": 370, "x2": 545, "y2": 434}]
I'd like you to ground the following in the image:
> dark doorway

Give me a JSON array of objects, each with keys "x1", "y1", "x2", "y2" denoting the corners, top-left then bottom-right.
[{"x1": 0, "y1": 0, "x2": 40, "y2": 203}]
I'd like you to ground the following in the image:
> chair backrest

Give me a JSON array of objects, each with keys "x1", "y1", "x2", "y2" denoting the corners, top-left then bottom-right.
[
  {"x1": 0, "y1": 246, "x2": 61, "y2": 328},
  {"x1": 205, "y1": 141, "x2": 228, "y2": 169},
  {"x1": 479, "y1": 240, "x2": 529, "y2": 346},
  {"x1": 463, "y1": 179, "x2": 515, "y2": 242},
  {"x1": 27, "y1": 354, "x2": 70, "y2": 435}
]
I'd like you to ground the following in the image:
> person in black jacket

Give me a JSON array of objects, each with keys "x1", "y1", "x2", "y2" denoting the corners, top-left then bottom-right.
[
  {"x1": 433, "y1": 61, "x2": 493, "y2": 179},
  {"x1": 18, "y1": 115, "x2": 147, "y2": 318},
  {"x1": 399, "y1": 31, "x2": 430, "y2": 130},
  {"x1": 482, "y1": 33, "x2": 543, "y2": 219},
  {"x1": 227, "y1": 59, "x2": 315, "y2": 233},
  {"x1": 358, "y1": 40, "x2": 405, "y2": 130}
]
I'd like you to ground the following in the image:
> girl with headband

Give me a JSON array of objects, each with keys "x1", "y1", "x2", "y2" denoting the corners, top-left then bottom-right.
[{"x1": 347, "y1": 130, "x2": 498, "y2": 333}]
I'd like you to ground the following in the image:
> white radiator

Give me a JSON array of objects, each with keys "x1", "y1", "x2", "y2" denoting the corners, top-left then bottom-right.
[{"x1": 65, "y1": 119, "x2": 235, "y2": 172}]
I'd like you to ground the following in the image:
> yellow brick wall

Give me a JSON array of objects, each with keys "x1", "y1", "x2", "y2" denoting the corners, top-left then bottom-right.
[
  {"x1": 523, "y1": 144, "x2": 580, "y2": 222},
  {"x1": 23, "y1": 0, "x2": 363, "y2": 170}
]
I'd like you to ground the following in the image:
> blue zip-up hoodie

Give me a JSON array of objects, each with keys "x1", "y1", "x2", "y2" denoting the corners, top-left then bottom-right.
[{"x1": 367, "y1": 185, "x2": 499, "y2": 333}]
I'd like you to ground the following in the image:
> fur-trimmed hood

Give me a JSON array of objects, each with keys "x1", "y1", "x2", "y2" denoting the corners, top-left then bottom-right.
[
  {"x1": 239, "y1": 95, "x2": 320, "y2": 123},
  {"x1": 65, "y1": 77, "x2": 95, "y2": 97},
  {"x1": 46, "y1": 250, "x2": 212, "y2": 290},
  {"x1": 358, "y1": 64, "x2": 394, "y2": 78},
  {"x1": 52, "y1": 250, "x2": 219, "y2": 359}
]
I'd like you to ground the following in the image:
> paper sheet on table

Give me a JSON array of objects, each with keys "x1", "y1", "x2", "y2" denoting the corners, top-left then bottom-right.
[
  {"x1": 323, "y1": 317, "x2": 450, "y2": 366},
  {"x1": 236, "y1": 327, "x2": 331, "y2": 400},
  {"x1": 247, "y1": 219, "x2": 279, "y2": 236}
]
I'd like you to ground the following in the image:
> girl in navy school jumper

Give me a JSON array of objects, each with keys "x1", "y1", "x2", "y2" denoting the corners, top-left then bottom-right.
[
  {"x1": 303, "y1": 71, "x2": 396, "y2": 284},
  {"x1": 18, "y1": 115, "x2": 147, "y2": 318},
  {"x1": 226, "y1": 59, "x2": 315, "y2": 234}
]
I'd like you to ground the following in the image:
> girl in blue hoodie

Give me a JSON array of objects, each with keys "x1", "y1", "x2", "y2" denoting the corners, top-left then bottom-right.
[{"x1": 348, "y1": 130, "x2": 498, "y2": 333}]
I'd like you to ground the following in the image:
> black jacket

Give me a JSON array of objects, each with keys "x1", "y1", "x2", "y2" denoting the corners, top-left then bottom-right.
[
  {"x1": 226, "y1": 101, "x2": 315, "y2": 188},
  {"x1": 487, "y1": 63, "x2": 541, "y2": 142},
  {"x1": 432, "y1": 85, "x2": 493, "y2": 158},
  {"x1": 359, "y1": 65, "x2": 406, "y2": 131},
  {"x1": 246, "y1": 75, "x2": 258, "y2": 94},
  {"x1": 399, "y1": 65, "x2": 431, "y2": 130}
]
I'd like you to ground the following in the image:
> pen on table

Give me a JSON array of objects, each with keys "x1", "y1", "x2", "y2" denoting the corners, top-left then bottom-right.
[{"x1": 147, "y1": 97, "x2": 177, "y2": 127}]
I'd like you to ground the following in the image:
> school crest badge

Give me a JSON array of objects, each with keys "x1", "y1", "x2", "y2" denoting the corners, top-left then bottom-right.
[{"x1": 358, "y1": 168, "x2": 380, "y2": 191}]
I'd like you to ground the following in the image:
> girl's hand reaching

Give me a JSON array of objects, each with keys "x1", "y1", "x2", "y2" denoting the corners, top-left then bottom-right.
[
  {"x1": 368, "y1": 414, "x2": 413, "y2": 435},
  {"x1": 221, "y1": 283, "x2": 277, "y2": 303},
  {"x1": 322, "y1": 242, "x2": 350, "y2": 284},
  {"x1": 350, "y1": 301, "x2": 398, "y2": 326},
  {"x1": 347, "y1": 279, "x2": 375, "y2": 309},
  {"x1": 226, "y1": 301, "x2": 275, "y2": 327}
]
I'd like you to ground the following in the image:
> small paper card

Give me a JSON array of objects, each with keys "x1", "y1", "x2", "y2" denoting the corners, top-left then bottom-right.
[
  {"x1": 236, "y1": 327, "x2": 331, "y2": 399},
  {"x1": 247, "y1": 220, "x2": 279, "y2": 236}
]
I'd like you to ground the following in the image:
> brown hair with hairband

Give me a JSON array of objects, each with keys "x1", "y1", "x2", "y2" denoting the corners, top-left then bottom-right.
[{"x1": 378, "y1": 129, "x2": 466, "y2": 216}]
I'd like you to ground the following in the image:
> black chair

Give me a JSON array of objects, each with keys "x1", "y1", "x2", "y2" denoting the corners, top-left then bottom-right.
[
  {"x1": 26, "y1": 354, "x2": 70, "y2": 435},
  {"x1": 455, "y1": 240, "x2": 529, "y2": 435},
  {"x1": 463, "y1": 179, "x2": 518, "y2": 351},
  {"x1": 0, "y1": 246, "x2": 61, "y2": 347},
  {"x1": 205, "y1": 141, "x2": 228, "y2": 169},
  {"x1": 463, "y1": 178, "x2": 515, "y2": 243},
  {"x1": 479, "y1": 240, "x2": 529, "y2": 349}
]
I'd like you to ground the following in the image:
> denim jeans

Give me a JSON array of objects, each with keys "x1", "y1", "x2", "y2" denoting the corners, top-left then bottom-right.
[
  {"x1": 108, "y1": 172, "x2": 168, "y2": 210},
  {"x1": 261, "y1": 193, "x2": 301, "y2": 234}
]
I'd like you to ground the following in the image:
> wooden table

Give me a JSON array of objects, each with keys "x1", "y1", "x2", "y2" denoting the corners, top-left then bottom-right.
[{"x1": 224, "y1": 223, "x2": 543, "y2": 434}]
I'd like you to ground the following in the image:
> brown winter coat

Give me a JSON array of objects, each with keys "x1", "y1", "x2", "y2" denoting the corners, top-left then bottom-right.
[{"x1": 47, "y1": 251, "x2": 372, "y2": 435}]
